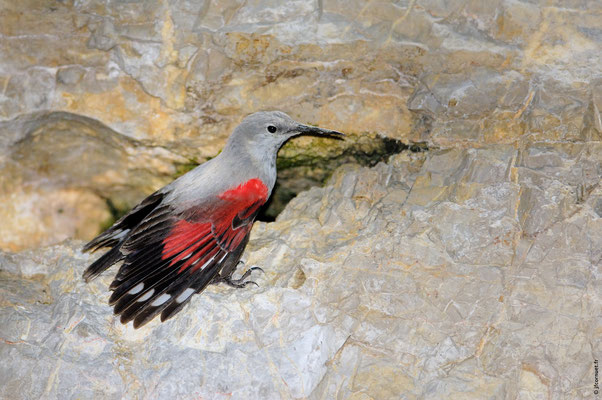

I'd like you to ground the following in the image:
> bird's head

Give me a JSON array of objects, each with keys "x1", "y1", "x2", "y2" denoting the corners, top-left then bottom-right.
[{"x1": 226, "y1": 111, "x2": 345, "y2": 156}]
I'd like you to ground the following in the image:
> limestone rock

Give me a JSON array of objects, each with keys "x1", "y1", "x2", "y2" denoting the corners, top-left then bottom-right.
[
  {"x1": 1, "y1": 145, "x2": 600, "y2": 399},
  {"x1": 1, "y1": 0, "x2": 599, "y2": 144},
  {"x1": 0, "y1": 112, "x2": 187, "y2": 251},
  {"x1": 1, "y1": 0, "x2": 601, "y2": 249},
  {"x1": 0, "y1": 1, "x2": 600, "y2": 397}
]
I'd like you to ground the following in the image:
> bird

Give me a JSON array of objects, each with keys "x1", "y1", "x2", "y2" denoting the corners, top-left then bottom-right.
[{"x1": 82, "y1": 111, "x2": 344, "y2": 328}]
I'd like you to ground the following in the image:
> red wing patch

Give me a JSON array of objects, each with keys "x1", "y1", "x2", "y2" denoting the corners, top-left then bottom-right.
[
  {"x1": 213, "y1": 178, "x2": 268, "y2": 251},
  {"x1": 161, "y1": 178, "x2": 268, "y2": 273},
  {"x1": 161, "y1": 220, "x2": 215, "y2": 272},
  {"x1": 218, "y1": 178, "x2": 268, "y2": 204},
  {"x1": 162, "y1": 220, "x2": 211, "y2": 259}
]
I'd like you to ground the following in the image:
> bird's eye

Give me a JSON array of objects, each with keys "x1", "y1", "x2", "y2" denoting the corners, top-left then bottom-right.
[{"x1": 267, "y1": 125, "x2": 277, "y2": 133}]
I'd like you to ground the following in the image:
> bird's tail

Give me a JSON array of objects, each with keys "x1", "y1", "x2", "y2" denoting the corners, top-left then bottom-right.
[{"x1": 83, "y1": 245, "x2": 124, "y2": 282}]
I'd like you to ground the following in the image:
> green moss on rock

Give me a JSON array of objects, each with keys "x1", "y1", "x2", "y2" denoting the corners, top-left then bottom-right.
[{"x1": 260, "y1": 133, "x2": 427, "y2": 220}]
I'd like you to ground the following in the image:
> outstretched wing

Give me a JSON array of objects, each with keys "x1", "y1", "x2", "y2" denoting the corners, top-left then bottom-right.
[
  {"x1": 107, "y1": 178, "x2": 268, "y2": 328},
  {"x1": 82, "y1": 191, "x2": 164, "y2": 282}
]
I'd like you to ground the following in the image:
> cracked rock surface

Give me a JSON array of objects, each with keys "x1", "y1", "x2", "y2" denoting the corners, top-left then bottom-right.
[
  {"x1": 2, "y1": 145, "x2": 600, "y2": 399},
  {"x1": 1, "y1": 0, "x2": 601, "y2": 249},
  {"x1": 1, "y1": 0, "x2": 601, "y2": 398}
]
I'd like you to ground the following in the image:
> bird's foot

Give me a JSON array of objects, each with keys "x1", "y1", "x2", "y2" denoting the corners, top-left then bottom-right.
[{"x1": 222, "y1": 267, "x2": 264, "y2": 289}]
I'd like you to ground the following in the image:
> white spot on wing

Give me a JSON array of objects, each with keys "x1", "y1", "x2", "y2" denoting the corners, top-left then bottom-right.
[
  {"x1": 151, "y1": 293, "x2": 171, "y2": 306},
  {"x1": 176, "y1": 288, "x2": 195, "y2": 303},
  {"x1": 137, "y1": 289, "x2": 154, "y2": 302},
  {"x1": 113, "y1": 229, "x2": 129, "y2": 240},
  {"x1": 198, "y1": 254, "x2": 217, "y2": 270},
  {"x1": 128, "y1": 283, "x2": 144, "y2": 295}
]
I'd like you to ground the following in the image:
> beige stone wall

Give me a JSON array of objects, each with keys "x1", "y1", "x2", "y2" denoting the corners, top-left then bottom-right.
[
  {"x1": 1, "y1": 1, "x2": 599, "y2": 145},
  {"x1": 0, "y1": 2, "x2": 600, "y2": 399},
  {"x1": 1, "y1": 0, "x2": 600, "y2": 250}
]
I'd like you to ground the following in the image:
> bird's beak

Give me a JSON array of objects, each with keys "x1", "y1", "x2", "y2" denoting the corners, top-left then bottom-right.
[{"x1": 293, "y1": 124, "x2": 346, "y2": 140}]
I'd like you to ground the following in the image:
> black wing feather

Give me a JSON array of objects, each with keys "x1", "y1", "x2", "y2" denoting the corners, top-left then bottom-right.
[
  {"x1": 116, "y1": 243, "x2": 230, "y2": 328},
  {"x1": 159, "y1": 234, "x2": 251, "y2": 322},
  {"x1": 82, "y1": 245, "x2": 125, "y2": 282},
  {"x1": 82, "y1": 191, "x2": 164, "y2": 281},
  {"x1": 83, "y1": 191, "x2": 164, "y2": 253}
]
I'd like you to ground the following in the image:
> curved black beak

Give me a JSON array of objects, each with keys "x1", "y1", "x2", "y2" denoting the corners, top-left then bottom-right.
[{"x1": 294, "y1": 124, "x2": 346, "y2": 140}]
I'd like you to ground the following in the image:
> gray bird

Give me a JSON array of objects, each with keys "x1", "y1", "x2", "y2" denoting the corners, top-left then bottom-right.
[{"x1": 83, "y1": 111, "x2": 344, "y2": 328}]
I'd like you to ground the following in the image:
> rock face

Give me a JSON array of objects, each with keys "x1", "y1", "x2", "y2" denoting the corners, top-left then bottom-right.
[
  {"x1": 0, "y1": 0, "x2": 601, "y2": 399},
  {"x1": 1, "y1": 0, "x2": 601, "y2": 249},
  {"x1": 0, "y1": 112, "x2": 187, "y2": 251},
  {"x1": 1, "y1": 146, "x2": 601, "y2": 399},
  {"x1": 1, "y1": 0, "x2": 599, "y2": 145}
]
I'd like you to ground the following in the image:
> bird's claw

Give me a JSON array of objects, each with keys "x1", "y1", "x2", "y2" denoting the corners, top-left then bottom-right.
[
  {"x1": 222, "y1": 266, "x2": 263, "y2": 289},
  {"x1": 222, "y1": 277, "x2": 258, "y2": 289},
  {"x1": 235, "y1": 262, "x2": 263, "y2": 274}
]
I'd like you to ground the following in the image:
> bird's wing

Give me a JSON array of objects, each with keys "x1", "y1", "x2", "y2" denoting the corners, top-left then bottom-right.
[
  {"x1": 82, "y1": 190, "x2": 165, "y2": 282},
  {"x1": 83, "y1": 191, "x2": 165, "y2": 253},
  {"x1": 109, "y1": 178, "x2": 268, "y2": 328}
]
